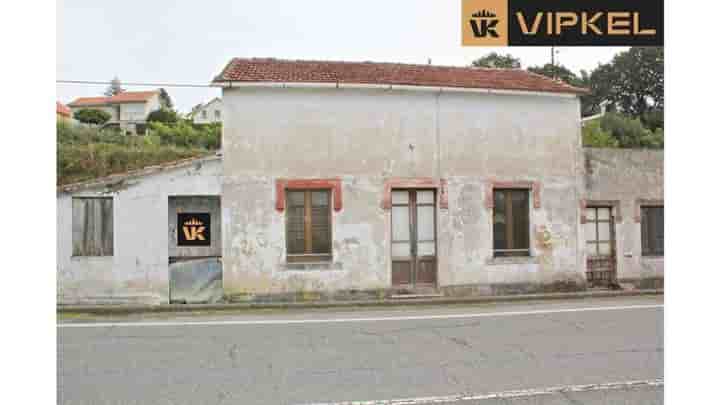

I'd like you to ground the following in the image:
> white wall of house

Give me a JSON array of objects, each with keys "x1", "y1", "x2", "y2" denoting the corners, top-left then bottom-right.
[
  {"x1": 144, "y1": 93, "x2": 161, "y2": 117},
  {"x1": 193, "y1": 98, "x2": 222, "y2": 124},
  {"x1": 57, "y1": 157, "x2": 222, "y2": 305},
  {"x1": 119, "y1": 102, "x2": 147, "y2": 122},
  {"x1": 220, "y1": 86, "x2": 585, "y2": 298}
]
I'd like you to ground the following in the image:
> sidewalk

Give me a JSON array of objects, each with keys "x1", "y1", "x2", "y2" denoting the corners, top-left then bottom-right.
[{"x1": 57, "y1": 288, "x2": 662, "y2": 316}]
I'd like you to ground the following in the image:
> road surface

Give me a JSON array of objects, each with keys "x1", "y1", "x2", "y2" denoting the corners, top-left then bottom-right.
[{"x1": 58, "y1": 296, "x2": 663, "y2": 404}]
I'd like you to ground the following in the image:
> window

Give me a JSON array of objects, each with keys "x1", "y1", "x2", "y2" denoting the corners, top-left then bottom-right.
[
  {"x1": 641, "y1": 206, "x2": 664, "y2": 256},
  {"x1": 72, "y1": 197, "x2": 114, "y2": 256},
  {"x1": 202, "y1": 110, "x2": 207, "y2": 119},
  {"x1": 286, "y1": 190, "x2": 331, "y2": 262},
  {"x1": 214, "y1": 110, "x2": 221, "y2": 119},
  {"x1": 493, "y1": 189, "x2": 530, "y2": 257},
  {"x1": 584, "y1": 207, "x2": 613, "y2": 257}
]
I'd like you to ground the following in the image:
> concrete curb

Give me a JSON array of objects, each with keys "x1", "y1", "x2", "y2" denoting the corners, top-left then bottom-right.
[{"x1": 58, "y1": 289, "x2": 663, "y2": 315}]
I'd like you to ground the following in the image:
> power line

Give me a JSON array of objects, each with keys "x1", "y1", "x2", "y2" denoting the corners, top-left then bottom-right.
[{"x1": 57, "y1": 80, "x2": 216, "y2": 88}]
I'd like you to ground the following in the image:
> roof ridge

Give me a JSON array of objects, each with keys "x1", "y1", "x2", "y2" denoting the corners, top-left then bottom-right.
[
  {"x1": 228, "y1": 57, "x2": 525, "y2": 72},
  {"x1": 214, "y1": 57, "x2": 589, "y2": 94}
]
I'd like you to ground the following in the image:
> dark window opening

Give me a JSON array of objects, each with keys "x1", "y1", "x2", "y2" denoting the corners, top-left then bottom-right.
[
  {"x1": 286, "y1": 190, "x2": 331, "y2": 262},
  {"x1": 641, "y1": 206, "x2": 664, "y2": 256},
  {"x1": 493, "y1": 189, "x2": 530, "y2": 257}
]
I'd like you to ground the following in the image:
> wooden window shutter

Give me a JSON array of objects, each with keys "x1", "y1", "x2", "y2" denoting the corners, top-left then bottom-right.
[{"x1": 72, "y1": 197, "x2": 114, "y2": 256}]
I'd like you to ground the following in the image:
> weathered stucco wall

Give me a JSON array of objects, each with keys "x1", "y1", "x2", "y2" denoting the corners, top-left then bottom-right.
[
  {"x1": 221, "y1": 87, "x2": 584, "y2": 298},
  {"x1": 57, "y1": 157, "x2": 222, "y2": 304},
  {"x1": 583, "y1": 148, "x2": 664, "y2": 286}
]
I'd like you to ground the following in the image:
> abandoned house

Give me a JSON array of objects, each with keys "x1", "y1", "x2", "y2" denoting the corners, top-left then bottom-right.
[{"x1": 56, "y1": 58, "x2": 664, "y2": 305}]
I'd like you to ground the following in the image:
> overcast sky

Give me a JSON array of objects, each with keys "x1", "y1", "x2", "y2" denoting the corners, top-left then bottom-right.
[{"x1": 57, "y1": 1, "x2": 627, "y2": 113}]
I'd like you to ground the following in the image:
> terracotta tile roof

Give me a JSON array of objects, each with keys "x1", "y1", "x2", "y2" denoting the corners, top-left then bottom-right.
[
  {"x1": 106, "y1": 91, "x2": 158, "y2": 103},
  {"x1": 68, "y1": 96, "x2": 109, "y2": 107},
  {"x1": 213, "y1": 58, "x2": 587, "y2": 95},
  {"x1": 56, "y1": 101, "x2": 72, "y2": 117},
  {"x1": 68, "y1": 90, "x2": 158, "y2": 107}
]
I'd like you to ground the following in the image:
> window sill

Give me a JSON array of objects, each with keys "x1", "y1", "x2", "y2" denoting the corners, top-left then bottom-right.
[
  {"x1": 281, "y1": 262, "x2": 344, "y2": 271},
  {"x1": 486, "y1": 256, "x2": 539, "y2": 265},
  {"x1": 641, "y1": 255, "x2": 664, "y2": 259}
]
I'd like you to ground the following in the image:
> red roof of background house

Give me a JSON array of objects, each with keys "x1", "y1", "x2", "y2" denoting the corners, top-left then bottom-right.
[
  {"x1": 56, "y1": 101, "x2": 72, "y2": 117},
  {"x1": 213, "y1": 58, "x2": 587, "y2": 94},
  {"x1": 68, "y1": 90, "x2": 158, "y2": 107}
]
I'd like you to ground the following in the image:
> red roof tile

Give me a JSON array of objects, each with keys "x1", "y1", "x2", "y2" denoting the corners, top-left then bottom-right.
[
  {"x1": 56, "y1": 101, "x2": 72, "y2": 117},
  {"x1": 68, "y1": 91, "x2": 158, "y2": 107},
  {"x1": 213, "y1": 58, "x2": 587, "y2": 95},
  {"x1": 68, "y1": 96, "x2": 109, "y2": 107}
]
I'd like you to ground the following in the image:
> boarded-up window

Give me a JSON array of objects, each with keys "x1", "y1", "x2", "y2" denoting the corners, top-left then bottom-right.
[
  {"x1": 641, "y1": 206, "x2": 664, "y2": 256},
  {"x1": 286, "y1": 190, "x2": 331, "y2": 262},
  {"x1": 72, "y1": 197, "x2": 114, "y2": 256},
  {"x1": 493, "y1": 189, "x2": 530, "y2": 257}
]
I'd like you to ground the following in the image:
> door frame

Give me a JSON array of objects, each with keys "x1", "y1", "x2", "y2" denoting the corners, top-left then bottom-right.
[
  {"x1": 390, "y1": 188, "x2": 438, "y2": 289},
  {"x1": 584, "y1": 204, "x2": 618, "y2": 287}
]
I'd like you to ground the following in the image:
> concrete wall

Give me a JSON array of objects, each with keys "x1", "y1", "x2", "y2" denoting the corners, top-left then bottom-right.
[
  {"x1": 583, "y1": 148, "x2": 664, "y2": 287},
  {"x1": 221, "y1": 87, "x2": 584, "y2": 299},
  {"x1": 57, "y1": 157, "x2": 222, "y2": 304}
]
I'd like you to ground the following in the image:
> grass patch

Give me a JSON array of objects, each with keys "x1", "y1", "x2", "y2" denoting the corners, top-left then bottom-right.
[{"x1": 57, "y1": 121, "x2": 219, "y2": 185}]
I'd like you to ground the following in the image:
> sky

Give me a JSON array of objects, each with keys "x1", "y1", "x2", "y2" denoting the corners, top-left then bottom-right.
[{"x1": 57, "y1": 1, "x2": 627, "y2": 113}]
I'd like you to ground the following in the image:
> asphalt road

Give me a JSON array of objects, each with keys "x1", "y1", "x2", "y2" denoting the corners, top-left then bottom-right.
[{"x1": 58, "y1": 296, "x2": 663, "y2": 405}]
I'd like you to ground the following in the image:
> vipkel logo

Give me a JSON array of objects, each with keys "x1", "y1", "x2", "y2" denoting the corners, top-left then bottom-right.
[{"x1": 462, "y1": 0, "x2": 662, "y2": 46}]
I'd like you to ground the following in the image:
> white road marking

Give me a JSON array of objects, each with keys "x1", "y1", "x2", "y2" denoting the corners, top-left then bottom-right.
[
  {"x1": 58, "y1": 303, "x2": 662, "y2": 328},
  {"x1": 296, "y1": 379, "x2": 664, "y2": 405}
]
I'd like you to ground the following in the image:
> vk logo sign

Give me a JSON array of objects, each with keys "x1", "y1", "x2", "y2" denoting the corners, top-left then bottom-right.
[{"x1": 469, "y1": 9, "x2": 499, "y2": 38}]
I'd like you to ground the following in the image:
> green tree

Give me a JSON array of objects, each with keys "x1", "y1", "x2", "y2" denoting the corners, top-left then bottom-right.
[
  {"x1": 528, "y1": 63, "x2": 580, "y2": 85},
  {"x1": 586, "y1": 113, "x2": 663, "y2": 149},
  {"x1": 527, "y1": 63, "x2": 599, "y2": 116},
  {"x1": 590, "y1": 47, "x2": 664, "y2": 119},
  {"x1": 73, "y1": 108, "x2": 112, "y2": 125},
  {"x1": 104, "y1": 76, "x2": 125, "y2": 96},
  {"x1": 147, "y1": 107, "x2": 179, "y2": 124},
  {"x1": 470, "y1": 52, "x2": 521, "y2": 69},
  {"x1": 159, "y1": 88, "x2": 174, "y2": 109}
]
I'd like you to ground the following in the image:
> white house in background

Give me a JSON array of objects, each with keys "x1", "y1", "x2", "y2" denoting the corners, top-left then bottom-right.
[
  {"x1": 191, "y1": 97, "x2": 222, "y2": 124},
  {"x1": 68, "y1": 90, "x2": 162, "y2": 134}
]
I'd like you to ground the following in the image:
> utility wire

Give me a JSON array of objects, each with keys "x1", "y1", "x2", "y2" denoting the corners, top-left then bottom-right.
[{"x1": 57, "y1": 80, "x2": 216, "y2": 88}]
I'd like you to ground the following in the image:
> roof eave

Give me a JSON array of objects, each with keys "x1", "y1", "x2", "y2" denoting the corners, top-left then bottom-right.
[{"x1": 212, "y1": 80, "x2": 583, "y2": 97}]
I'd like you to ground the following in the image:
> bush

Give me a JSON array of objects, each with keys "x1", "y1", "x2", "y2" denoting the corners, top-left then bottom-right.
[
  {"x1": 147, "y1": 108, "x2": 179, "y2": 124},
  {"x1": 148, "y1": 121, "x2": 220, "y2": 149},
  {"x1": 73, "y1": 108, "x2": 112, "y2": 125},
  {"x1": 583, "y1": 113, "x2": 663, "y2": 149},
  {"x1": 582, "y1": 120, "x2": 619, "y2": 148}
]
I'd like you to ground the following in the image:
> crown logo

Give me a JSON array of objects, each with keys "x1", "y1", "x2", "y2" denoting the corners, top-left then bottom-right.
[
  {"x1": 184, "y1": 218, "x2": 204, "y2": 226},
  {"x1": 471, "y1": 9, "x2": 496, "y2": 18}
]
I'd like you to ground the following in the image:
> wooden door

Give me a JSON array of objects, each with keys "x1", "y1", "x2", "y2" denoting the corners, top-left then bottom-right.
[
  {"x1": 391, "y1": 190, "x2": 437, "y2": 288},
  {"x1": 584, "y1": 206, "x2": 617, "y2": 287}
]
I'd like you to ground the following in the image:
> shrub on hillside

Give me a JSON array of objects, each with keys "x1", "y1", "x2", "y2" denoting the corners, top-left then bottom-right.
[
  {"x1": 582, "y1": 113, "x2": 663, "y2": 149},
  {"x1": 73, "y1": 108, "x2": 112, "y2": 125},
  {"x1": 148, "y1": 121, "x2": 220, "y2": 149},
  {"x1": 56, "y1": 122, "x2": 217, "y2": 185},
  {"x1": 147, "y1": 108, "x2": 179, "y2": 124}
]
